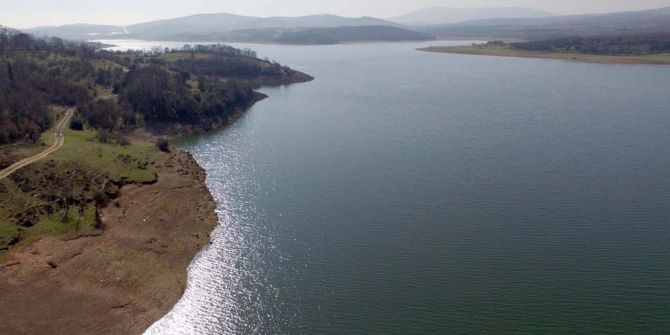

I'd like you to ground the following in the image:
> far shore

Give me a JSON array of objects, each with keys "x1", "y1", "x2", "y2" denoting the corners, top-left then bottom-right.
[{"x1": 418, "y1": 45, "x2": 670, "y2": 65}]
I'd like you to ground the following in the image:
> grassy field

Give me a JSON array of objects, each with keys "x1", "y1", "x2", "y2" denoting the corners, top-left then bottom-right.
[
  {"x1": 49, "y1": 128, "x2": 159, "y2": 182},
  {"x1": 418, "y1": 45, "x2": 670, "y2": 65},
  {"x1": 0, "y1": 122, "x2": 162, "y2": 258}
]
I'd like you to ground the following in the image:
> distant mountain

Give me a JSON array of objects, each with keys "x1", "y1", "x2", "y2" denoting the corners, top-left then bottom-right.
[
  {"x1": 23, "y1": 13, "x2": 404, "y2": 43},
  {"x1": 273, "y1": 26, "x2": 434, "y2": 44},
  {"x1": 427, "y1": 6, "x2": 670, "y2": 41},
  {"x1": 127, "y1": 13, "x2": 399, "y2": 39},
  {"x1": 170, "y1": 26, "x2": 435, "y2": 44},
  {"x1": 390, "y1": 7, "x2": 556, "y2": 26},
  {"x1": 26, "y1": 24, "x2": 126, "y2": 40}
]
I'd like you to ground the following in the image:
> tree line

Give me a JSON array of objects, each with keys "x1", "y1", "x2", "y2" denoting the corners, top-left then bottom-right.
[
  {"x1": 0, "y1": 28, "x2": 309, "y2": 144},
  {"x1": 511, "y1": 33, "x2": 670, "y2": 55}
]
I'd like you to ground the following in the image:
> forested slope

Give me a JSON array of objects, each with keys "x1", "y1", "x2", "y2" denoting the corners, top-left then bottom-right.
[{"x1": 0, "y1": 28, "x2": 312, "y2": 145}]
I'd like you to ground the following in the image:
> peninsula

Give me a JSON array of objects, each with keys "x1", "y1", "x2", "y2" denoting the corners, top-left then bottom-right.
[
  {"x1": 419, "y1": 35, "x2": 670, "y2": 65},
  {"x1": 0, "y1": 29, "x2": 311, "y2": 334}
]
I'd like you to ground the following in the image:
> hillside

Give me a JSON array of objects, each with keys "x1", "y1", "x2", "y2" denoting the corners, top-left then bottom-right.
[
  {"x1": 24, "y1": 13, "x2": 403, "y2": 43},
  {"x1": 0, "y1": 28, "x2": 312, "y2": 334},
  {"x1": 272, "y1": 26, "x2": 435, "y2": 44},
  {"x1": 390, "y1": 7, "x2": 555, "y2": 26},
  {"x1": 26, "y1": 23, "x2": 126, "y2": 40},
  {"x1": 0, "y1": 29, "x2": 312, "y2": 253},
  {"x1": 126, "y1": 13, "x2": 397, "y2": 39},
  {"x1": 511, "y1": 33, "x2": 670, "y2": 55},
  {"x1": 427, "y1": 6, "x2": 670, "y2": 40},
  {"x1": 161, "y1": 25, "x2": 435, "y2": 44}
]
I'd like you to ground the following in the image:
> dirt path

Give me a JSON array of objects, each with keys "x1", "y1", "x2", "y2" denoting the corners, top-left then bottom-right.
[{"x1": 0, "y1": 108, "x2": 74, "y2": 180}]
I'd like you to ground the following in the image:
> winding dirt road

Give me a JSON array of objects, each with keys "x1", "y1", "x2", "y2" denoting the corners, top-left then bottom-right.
[{"x1": 0, "y1": 108, "x2": 74, "y2": 180}]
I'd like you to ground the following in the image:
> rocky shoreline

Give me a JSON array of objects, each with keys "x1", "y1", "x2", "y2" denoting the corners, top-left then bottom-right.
[{"x1": 0, "y1": 149, "x2": 218, "y2": 334}]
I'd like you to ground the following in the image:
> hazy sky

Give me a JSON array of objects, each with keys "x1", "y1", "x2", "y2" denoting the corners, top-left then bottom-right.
[{"x1": 2, "y1": 0, "x2": 670, "y2": 28}]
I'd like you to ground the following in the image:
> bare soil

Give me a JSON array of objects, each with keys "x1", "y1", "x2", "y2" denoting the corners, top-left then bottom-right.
[
  {"x1": 418, "y1": 46, "x2": 670, "y2": 65},
  {"x1": 0, "y1": 150, "x2": 218, "y2": 335}
]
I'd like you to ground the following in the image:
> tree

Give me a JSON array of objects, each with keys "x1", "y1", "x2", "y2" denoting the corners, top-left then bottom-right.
[
  {"x1": 69, "y1": 116, "x2": 84, "y2": 131},
  {"x1": 61, "y1": 185, "x2": 73, "y2": 222},
  {"x1": 156, "y1": 137, "x2": 170, "y2": 152}
]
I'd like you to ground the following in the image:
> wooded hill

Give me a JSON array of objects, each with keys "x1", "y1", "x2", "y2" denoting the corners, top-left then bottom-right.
[
  {"x1": 510, "y1": 33, "x2": 670, "y2": 55},
  {"x1": 25, "y1": 13, "x2": 435, "y2": 44},
  {"x1": 0, "y1": 28, "x2": 312, "y2": 145},
  {"x1": 426, "y1": 7, "x2": 670, "y2": 41},
  {"x1": 0, "y1": 29, "x2": 311, "y2": 252}
]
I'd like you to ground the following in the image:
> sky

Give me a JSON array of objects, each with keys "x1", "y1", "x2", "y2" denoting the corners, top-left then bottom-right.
[{"x1": 2, "y1": 0, "x2": 670, "y2": 28}]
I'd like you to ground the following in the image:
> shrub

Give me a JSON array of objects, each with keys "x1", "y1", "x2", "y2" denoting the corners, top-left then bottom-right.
[
  {"x1": 113, "y1": 133, "x2": 130, "y2": 146},
  {"x1": 69, "y1": 116, "x2": 84, "y2": 131},
  {"x1": 93, "y1": 191, "x2": 109, "y2": 207},
  {"x1": 156, "y1": 137, "x2": 170, "y2": 152},
  {"x1": 96, "y1": 129, "x2": 112, "y2": 143}
]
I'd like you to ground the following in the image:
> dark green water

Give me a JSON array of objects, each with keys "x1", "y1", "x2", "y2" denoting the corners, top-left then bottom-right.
[{"x1": 146, "y1": 42, "x2": 670, "y2": 334}]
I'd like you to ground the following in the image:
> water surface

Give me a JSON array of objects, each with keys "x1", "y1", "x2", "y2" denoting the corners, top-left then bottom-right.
[{"x1": 140, "y1": 41, "x2": 670, "y2": 334}]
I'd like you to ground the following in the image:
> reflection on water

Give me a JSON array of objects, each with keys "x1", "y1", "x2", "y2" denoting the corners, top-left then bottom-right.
[{"x1": 145, "y1": 41, "x2": 670, "y2": 334}]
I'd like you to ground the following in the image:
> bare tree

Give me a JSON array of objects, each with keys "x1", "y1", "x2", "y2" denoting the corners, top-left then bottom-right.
[{"x1": 61, "y1": 185, "x2": 72, "y2": 222}]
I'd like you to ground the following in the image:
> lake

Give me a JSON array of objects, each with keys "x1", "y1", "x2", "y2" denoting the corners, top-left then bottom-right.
[{"x1": 117, "y1": 40, "x2": 670, "y2": 334}]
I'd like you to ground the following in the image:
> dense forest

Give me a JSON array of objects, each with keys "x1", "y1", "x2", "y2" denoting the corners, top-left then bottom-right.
[
  {"x1": 0, "y1": 29, "x2": 98, "y2": 143},
  {"x1": 0, "y1": 27, "x2": 311, "y2": 145},
  {"x1": 511, "y1": 34, "x2": 670, "y2": 55},
  {"x1": 118, "y1": 64, "x2": 257, "y2": 127}
]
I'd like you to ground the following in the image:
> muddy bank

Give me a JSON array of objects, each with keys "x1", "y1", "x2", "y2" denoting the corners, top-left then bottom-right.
[{"x1": 0, "y1": 150, "x2": 217, "y2": 334}]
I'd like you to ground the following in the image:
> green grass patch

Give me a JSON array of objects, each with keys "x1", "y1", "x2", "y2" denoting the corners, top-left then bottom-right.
[
  {"x1": 0, "y1": 179, "x2": 35, "y2": 250},
  {"x1": 18, "y1": 206, "x2": 100, "y2": 246},
  {"x1": 0, "y1": 224, "x2": 20, "y2": 249},
  {"x1": 50, "y1": 128, "x2": 160, "y2": 183},
  {"x1": 161, "y1": 52, "x2": 215, "y2": 62},
  {"x1": 632, "y1": 53, "x2": 670, "y2": 61},
  {"x1": 0, "y1": 125, "x2": 162, "y2": 255},
  {"x1": 0, "y1": 169, "x2": 102, "y2": 251}
]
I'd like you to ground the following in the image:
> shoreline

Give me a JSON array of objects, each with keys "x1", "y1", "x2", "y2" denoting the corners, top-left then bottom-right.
[
  {"x1": 0, "y1": 71, "x2": 312, "y2": 334},
  {"x1": 0, "y1": 31, "x2": 315, "y2": 334},
  {"x1": 0, "y1": 148, "x2": 219, "y2": 334},
  {"x1": 418, "y1": 46, "x2": 670, "y2": 65}
]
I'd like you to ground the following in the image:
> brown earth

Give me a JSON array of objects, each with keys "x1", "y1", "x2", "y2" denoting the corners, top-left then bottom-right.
[
  {"x1": 418, "y1": 46, "x2": 670, "y2": 65},
  {"x1": 0, "y1": 149, "x2": 218, "y2": 335}
]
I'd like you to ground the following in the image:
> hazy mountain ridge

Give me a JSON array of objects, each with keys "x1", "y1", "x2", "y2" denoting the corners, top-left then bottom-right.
[
  {"x1": 127, "y1": 13, "x2": 399, "y2": 37},
  {"x1": 118, "y1": 26, "x2": 435, "y2": 45},
  {"x1": 426, "y1": 6, "x2": 670, "y2": 40},
  {"x1": 27, "y1": 24, "x2": 127, "y2": 40},
  {"x1": 230, "y1": 26, "x2": 435, "y2": 44},
  {"x1": 390, "y1": 7, "x2": 556, "y2": 26},
  {"x1": 21, "y1": 6, "x2": 670, "y2": 44},
  {"x1": 24, "y1": 13, "x2": 405, "y2": 42}
]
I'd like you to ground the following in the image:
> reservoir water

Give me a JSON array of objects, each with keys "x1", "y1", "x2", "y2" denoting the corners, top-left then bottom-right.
[{"x1": 131, "y1": 41, "x2": 670, "y2": 334}]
